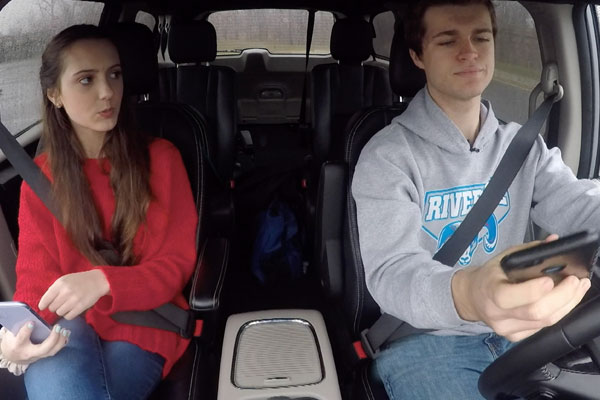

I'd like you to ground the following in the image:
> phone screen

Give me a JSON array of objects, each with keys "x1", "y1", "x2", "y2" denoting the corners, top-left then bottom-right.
[{"x1": 0, "y1": 301, "x2": 51, "y2": 344}]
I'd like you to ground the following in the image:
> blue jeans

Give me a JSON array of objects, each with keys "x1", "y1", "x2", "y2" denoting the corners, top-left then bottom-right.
[
  {"x1": 24, "y1": 317, "x2": 164, "y2": 400},
  {"x1": 372, "y1": 333, "x2": 513, "y2": 399}
]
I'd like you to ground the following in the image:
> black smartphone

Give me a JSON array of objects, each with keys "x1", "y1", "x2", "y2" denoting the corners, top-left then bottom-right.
[
  {"x1": 500, "y1": 231, "x2": 600, "y2": 284},
  {"x1": 0, "y1": 301, "x2": 52, "y2": 344}
]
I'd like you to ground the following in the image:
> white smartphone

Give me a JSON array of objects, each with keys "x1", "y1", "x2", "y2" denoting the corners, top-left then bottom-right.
[{"x1": 0, "y1": 301, "x2": 52, "y2": 344}]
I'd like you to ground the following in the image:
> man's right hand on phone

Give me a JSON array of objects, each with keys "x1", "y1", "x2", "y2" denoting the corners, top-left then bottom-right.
[
  {"x1": 451, "y1": 234, "x2": 592, "y2": 342},
  {"x1": 0, "y1": 322, "x2": 70, "y2": 365}
]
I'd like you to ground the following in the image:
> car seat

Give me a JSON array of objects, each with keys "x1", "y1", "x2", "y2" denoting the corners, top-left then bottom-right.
[
  {"x1": 167, "y1": 18, "x2": 237, "y2": 186},
  {"x1": 310, "y1": 17, "x2": 393, "y2": 170},
  {"x1": 314, "y1": 21, "x2": 425, "y2": 399},
  {"x1": 0, "y1": 21, "x2": 230, "y2": 400}
]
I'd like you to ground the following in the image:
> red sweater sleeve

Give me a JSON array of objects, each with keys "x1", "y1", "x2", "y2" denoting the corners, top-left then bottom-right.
[
  {"x1": 94, "y1": 140, "x2": 198, "y2": 314},
  {"x1": 13, "y1": 179, "x2": 64, "y2": 324}
]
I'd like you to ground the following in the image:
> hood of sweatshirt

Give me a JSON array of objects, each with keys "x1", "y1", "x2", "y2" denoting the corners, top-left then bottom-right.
[{"x1": 394, "y1": 87, "x2": 500, "y2": 155}]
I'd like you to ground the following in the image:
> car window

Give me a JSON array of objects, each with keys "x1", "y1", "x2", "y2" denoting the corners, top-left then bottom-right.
[
  {"x1": 0, "y1": 0, "x2": 103, "y2": 135},
  {"x1": 483, "y1": 1, "x2": 542, "y2": 125},
  {"x1": 208, "y1": 9, "x2": 334, "y2": 56},
  {"x1": 135, "y1": 11, "x2": 156, "y2": 31},
  {"x1": 372, "y1": 11, "x2": 395, "y2": 59}
]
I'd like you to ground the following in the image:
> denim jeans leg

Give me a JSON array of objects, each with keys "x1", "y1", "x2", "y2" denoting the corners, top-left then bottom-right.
[
  {"x1": 371, "y1": 333, "x2": 511, "y2": 400},
  {"x1": 101, "y1": 340, "x2": 165, "y2": 400},
  {"x1": 24, "y1": 317, "x2": 109, "y2": 400}
]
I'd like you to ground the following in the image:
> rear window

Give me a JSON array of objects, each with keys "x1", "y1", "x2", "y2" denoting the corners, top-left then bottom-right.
[
  {"x1": 135, "y1": 10, "x2": 156, "y2": 31},
  {"x1": 372, "y1": 11, "x2": 395, "y2": 59},
  {"x1": 0, "y1": 0, "x2": 103, "y2": 134},
  {"x1": 208, "y1": 9, "x2": 334, "y2": 56}
]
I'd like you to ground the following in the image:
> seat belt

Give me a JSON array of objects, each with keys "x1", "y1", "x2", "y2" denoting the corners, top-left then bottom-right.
[
  {"x1": 299, "y1": 10, "x2": 315, "y2": 127},
  {"x1": 0, "y1": 121, "x2": 199, "y2": 339},
  {"x1": 359, "y1": 91, "x2": 561, "y2": 359}
]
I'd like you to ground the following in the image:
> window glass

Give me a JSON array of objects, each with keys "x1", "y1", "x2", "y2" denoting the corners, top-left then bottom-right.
[
  {"x1": 483, "y1": 1, "x2": 542, "y2": 124},
  {"x1": 208, "y1": 9, "x2": 335, "y2": 56},
  {"x1": 0, "y1": 0, "x2": 103, "y2": 134},
  {"x1": 135, "y1": 11, "x2": 155, "y2": 31},
  {"x1": 372, "y1": 11, "x2": 395, "y2": 59}
]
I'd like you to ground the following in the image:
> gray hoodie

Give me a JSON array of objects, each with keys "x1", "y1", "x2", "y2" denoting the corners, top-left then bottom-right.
[{"x1": 352, "y1": 87, "x2": 600, "y2": 336}]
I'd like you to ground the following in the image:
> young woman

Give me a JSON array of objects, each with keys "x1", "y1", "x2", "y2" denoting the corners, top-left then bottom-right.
[{"x1": 0, "y1": 24, "x2": 198, "y2": 399}]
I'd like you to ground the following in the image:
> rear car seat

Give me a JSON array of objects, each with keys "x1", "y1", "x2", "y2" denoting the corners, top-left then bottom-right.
[
  {"x1": 310, "y1": 17, "x2": 393, "y2": 168},
  {"x1": 167, "y1": 19, "x2": 237, "y2": 186}
]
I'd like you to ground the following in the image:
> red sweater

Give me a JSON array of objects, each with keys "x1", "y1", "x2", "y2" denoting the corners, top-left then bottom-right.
[{"x1": 13, "y1": 138, "x2": 198, "y2": 377}]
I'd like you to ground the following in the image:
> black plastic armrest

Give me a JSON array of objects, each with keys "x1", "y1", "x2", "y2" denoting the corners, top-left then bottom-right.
[
  {"x1": 188, "y1": 237, "x2": 230, "y2": 312},
  {"x1": 315, "y1": 161, "x2": 347, "y2": 298}
]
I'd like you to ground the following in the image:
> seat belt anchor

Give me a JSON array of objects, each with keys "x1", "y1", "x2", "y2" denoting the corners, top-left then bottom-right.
[
  {"x1": 540, "y1": 62, "x2": 563, "y2": 102},
  {"x1": 549, "y1": 82, "x2": 564, "y2": 102}
]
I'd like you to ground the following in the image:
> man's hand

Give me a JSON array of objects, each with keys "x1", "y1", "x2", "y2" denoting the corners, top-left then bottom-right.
[
  {"x1": 1, "y1": 322, "x2": 70, "y2": 364},
  {"x1": 39, "y1": 269, "x2": 110, "y2": 320},
  {"x1": 452, "y1": 235, "x2": 591, "y2": 342}
]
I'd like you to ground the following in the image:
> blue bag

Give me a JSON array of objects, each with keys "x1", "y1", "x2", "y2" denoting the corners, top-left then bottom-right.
[{"x1": 251, "y1": 198, "x2": 303, "y2": 285}]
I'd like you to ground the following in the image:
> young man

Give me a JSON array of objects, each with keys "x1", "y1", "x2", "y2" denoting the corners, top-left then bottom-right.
[{"x1": 352, "y1": 0, "x2": 598, "y2": 397}]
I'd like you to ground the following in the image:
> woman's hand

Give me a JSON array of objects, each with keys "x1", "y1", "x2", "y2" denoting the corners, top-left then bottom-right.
[
  {"x1": 1, "y1": 322, "x2": 70, "y2": 364},
  {"x1": 39, "y1": 269, "x2": 110, "y2": 320}
]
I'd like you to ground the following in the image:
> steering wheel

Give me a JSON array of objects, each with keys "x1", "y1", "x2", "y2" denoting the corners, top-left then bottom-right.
[{"x1": 478, "y1": 293, "x2": 600, "y2": 399}]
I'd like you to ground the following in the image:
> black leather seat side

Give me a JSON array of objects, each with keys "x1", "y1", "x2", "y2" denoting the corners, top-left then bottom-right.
[
  {"x1": 345, "y1": 26, "x2": 426, "y2": 400},
  {"x1": 168, "y1": 19, "x2": 237, "y2": 183},
  {"x1": 311, "y1": 18, "x2": 393, "y2": 166},
  {"x1": 342, "y1": 23, "x2": 426, "y2": 335},
  {"x1": 314, "y1": 22, "x2": 426, "y2": 400}
]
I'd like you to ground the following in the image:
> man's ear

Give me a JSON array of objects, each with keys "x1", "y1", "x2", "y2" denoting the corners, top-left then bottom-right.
[
  {"x1": 46, "y1": 88, "x2": 62, "y2": 108},
  {"x1": 409, "y1": 49, "x2": 425, "y2": 70}
]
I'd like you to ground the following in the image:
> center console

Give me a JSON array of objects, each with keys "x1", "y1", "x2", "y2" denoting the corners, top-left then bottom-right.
[{"x1": 217, "y1": 309, "x2": 342, "y2": 400}]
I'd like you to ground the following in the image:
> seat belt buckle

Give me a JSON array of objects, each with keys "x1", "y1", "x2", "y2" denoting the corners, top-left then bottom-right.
[
  {"x1": 181, "y1": 310, "x2": 203, "y2": 339},
  {"x1": 360, "y1": 328, "x2": 379, "y2": 359}
]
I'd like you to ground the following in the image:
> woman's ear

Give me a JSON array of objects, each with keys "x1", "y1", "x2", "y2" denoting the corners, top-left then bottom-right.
[
  {"x1": 47, "y1": 88, "x2": 62, "y2": 108},
  {"x1": 409, "y1": 49, "x2": 425, "y2": 70}
]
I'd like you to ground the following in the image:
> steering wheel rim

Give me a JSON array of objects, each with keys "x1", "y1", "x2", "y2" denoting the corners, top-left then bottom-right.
[{"x1": 478, "y1": 293, "x2": 600, "y2": 399}]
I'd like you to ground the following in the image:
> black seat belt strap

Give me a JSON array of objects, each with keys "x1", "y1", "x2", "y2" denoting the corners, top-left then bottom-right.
[
  {"x1": 432, "y1": 95, "x2": 556, "y2": 264},
  {"x1": 0, "y1": 124, "x2": 58, "y2": 219},
  {"x1": 360, "y1": 93, "x2": 559, "y2": 359},
  {"x1": 0, "y1": 121, "x2": 197, "y2": 338},
  {"x1": 299, "y1": 10, "x2": 315, "y2": 126},
  {"x1": 112, "y1": 303, "x2": 195, "y2": 338}
]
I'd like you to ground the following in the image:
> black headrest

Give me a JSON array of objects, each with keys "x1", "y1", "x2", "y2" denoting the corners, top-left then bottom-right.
[
  {"x1": 110, "y1": 22, "x2": 158, "y2": 96},
  {"x1": 168, "y1": 20, "x2": 217, "y2": 63},
  {"x1": 330, "y1": 18, "x2": 374, "y2": 64},
  {"x1": 389, "y1": 24, "x2": 426, "y2": 97}
]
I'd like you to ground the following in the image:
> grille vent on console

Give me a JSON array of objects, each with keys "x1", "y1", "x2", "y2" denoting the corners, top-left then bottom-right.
[{"x1": 232, "y1": 318, "x2": 324, "y2": 389}]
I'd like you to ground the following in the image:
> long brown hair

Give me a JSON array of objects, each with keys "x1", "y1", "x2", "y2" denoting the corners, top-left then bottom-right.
[{"x1": 39, "y1": 24, "x2": 151, "y2": 266}]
